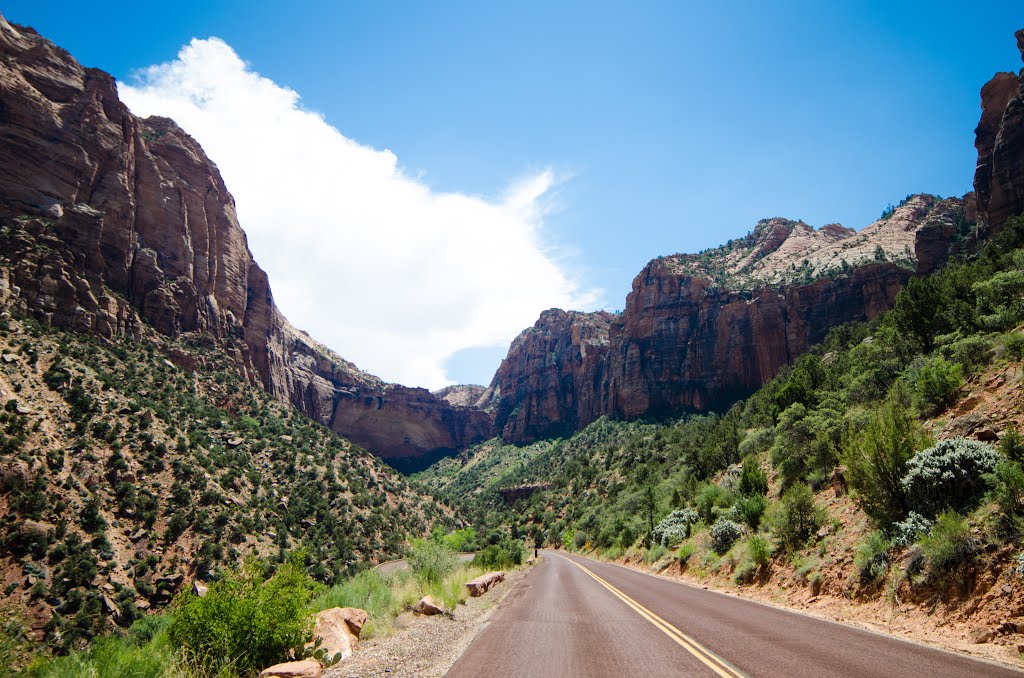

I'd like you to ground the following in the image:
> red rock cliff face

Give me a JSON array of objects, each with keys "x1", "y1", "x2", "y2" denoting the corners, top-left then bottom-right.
[
  {"x1": 0, "y1": 16, "x2": 492, "y2": 464},
  {"x1": 602, "y1": 261, "x2": 908, "y2": 418},
  {"x1": 482, "y1": 309, "x2": 613, "y2": 443},
  {"x1": 975, "y1": 30, "x2": 1024, "y2": 229}
]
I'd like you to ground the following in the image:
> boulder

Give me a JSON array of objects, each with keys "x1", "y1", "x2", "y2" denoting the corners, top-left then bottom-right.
[
  {"x1": 412, "y1": 595, "x2": 444, "y2": 615},
  {"x1": 258, "y1": 660, "x2": 322, "y2": 678},
  {"x1": 309, "y1": 607, "x2": 367, "y2": 660},
  {"x1": 971, "y1": 626, "x2": 997, "y2": 644},
  {"x1": 466, "y1": 571, "x2": 505, "y2": 597},
  {"x1": 192, "y1": 581, "x2": 208, "y2": 597}
]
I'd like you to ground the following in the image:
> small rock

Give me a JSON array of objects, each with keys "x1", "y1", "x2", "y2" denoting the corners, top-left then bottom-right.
[
  {"x1": 412, "y1": 595, "x2": 444, "y2": 616},
  {"x1": 227, "y1": 437, "x2": 244, "y2": 449},
  {"x1": 258, "y1": 660, "x2": 322, "y2": 678},
  {"x1": 971, "y1": 627, "x2": 997, "y2": 644},
  {"x1": 192, "y1": 581, "x2": 208, "y2": 597},
  {"x1": 1004, "y1": 585, "x2": 1014, "y2": 595},
  {"x1": 1, "y1": 353, "x2": 17, "y2": 363},
  {"x1": 280, "y1": 435, "x2": 293, "y2": 444}
]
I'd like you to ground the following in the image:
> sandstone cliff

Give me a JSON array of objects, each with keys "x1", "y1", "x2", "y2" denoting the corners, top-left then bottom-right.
[
  {"x1": 489, "y1": 198, "x2": 970, "y2": 443},
  {"x1": 974, "y1": 29, "x2": 1024, "y2": 230},
  {"x1": 0, "y1": 15, "x2": 491, "y2": 465}
]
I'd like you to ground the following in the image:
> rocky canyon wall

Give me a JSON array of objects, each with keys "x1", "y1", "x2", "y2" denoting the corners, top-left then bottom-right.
[{"x1": 0, "y1": 15, "x2": 492, "y2": 465}]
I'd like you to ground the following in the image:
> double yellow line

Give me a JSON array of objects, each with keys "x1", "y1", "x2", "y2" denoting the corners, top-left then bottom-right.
[{"x1": 567, "y1": 558, "x2": 746, "y2": 678}]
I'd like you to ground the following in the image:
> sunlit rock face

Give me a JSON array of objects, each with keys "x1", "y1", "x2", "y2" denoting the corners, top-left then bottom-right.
[{"x1": 0, "y1": 14, "x2": 493, "y2": 464}]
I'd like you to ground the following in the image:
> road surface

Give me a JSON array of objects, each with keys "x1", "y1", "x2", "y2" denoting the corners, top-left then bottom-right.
[{"x1": 446, "y1": 551, "x2": 1022, "y2": 677}]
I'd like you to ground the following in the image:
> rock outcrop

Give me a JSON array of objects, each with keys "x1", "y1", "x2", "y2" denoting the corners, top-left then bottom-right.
[
  {"x1": 488, "y1": 199, "x2": 968, "y2": 443},
  {"x1": 974, "y1": 29, "x2": 1024, "y2": 230},
  {"x1": 0, "y1": 15, "x2": 492, "y2": 463}
]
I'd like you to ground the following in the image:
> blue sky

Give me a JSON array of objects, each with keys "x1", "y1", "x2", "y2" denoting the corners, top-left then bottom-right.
[{"x1": 5, "y1": 2, "x2": 1024, "y2": 387}]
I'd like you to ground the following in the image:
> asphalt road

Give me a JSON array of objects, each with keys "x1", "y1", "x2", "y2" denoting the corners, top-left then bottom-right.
[{"x1": 446, "y1": 551, "x2": 1023, "y2": 678}]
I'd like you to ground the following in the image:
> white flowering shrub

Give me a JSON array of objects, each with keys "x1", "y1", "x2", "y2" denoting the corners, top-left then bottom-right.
[
  {"x1": 900, "y1": 438, "x2": 998, "y2": 516},
  {"x1": 710, "y1": 518, "x2": 743, "y2": 555},
  {"x1": 652, "y1": 508, "x2": 698, "y2": 547}
]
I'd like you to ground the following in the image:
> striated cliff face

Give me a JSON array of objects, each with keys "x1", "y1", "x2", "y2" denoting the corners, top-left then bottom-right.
[
  {"x1": 975, "y1": 29, "x2": 1024, "y2": 230},
  {"x1": 0, "y1": 15, "x2": 491, "y2": 465},
  {"x1": 489, "y1": 199, "x2": 969, "y2": 443},
  {"x1": 481, "y1": 309, "x2": 614, "y2": 443}
]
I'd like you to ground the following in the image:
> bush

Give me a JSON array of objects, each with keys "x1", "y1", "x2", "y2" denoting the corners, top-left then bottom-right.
[
  {"x1": 890, "y1": 512, "x2": 932, "y2": 548},
  {"x1": 169, "y1": 557, "x2": 315, "y2": 676},
  {"x1": 920, "y1": 511, "x2": 976, "y2": 575},
  {"x1": 748, "y1": 534, "x2": 771, "y2": 567},
  {"x1": 471, "y1": 537, "x2": 524, "y2": 570},
  {"x1": 767, "y1": 484, "x2": 824, "y2": 550},
  {"x1": 992, "y1": 459, "x2": 1024, "y2": 528},
  {"x1": 843, "y1": 382, "x2": 924, "y2": 527},
  {"x1": 676, "y1": 542, "x2": 696, "y2": 564},
  {"x1": 910, "y1": 356, "x2": 963, "y2": 415},
  {"x1": 854, "y1": 531, "x2": 891, "y2": 583},
  {"x1": 710, "y1": 519, "x2": 743, "y2": 555},
  {"x1": 900, "y1": 438, "x2": 998, "y2": 517},
  {"x1": 652, "y1": 508, "x2": 698, "y2": 547},
  {"x1": 407, "y1": 540, "x2": 457, "y2": 585},
  {"x1": 738, "y1": 457, "x2": 768, "y2": 496},
  {"x1": 734, "y1": 494, "x2": 768, "y2": 530},
  {"x1": 1001, "y1": 426, "x2": 1024, "y2": 464}
]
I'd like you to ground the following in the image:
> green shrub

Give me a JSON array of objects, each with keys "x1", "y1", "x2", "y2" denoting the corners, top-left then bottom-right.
[
  {"x1": 676, "y1": 542, "x2": 696, "y2": 564},
  {"x1": 1000, "y1": 426, "x2": 1024, "y2": 464},
  {"x1": 767, "y1": 484, "x2": 824, "y2": 550},
  {"x1": 169, "y1": 557, "x2": 315, "y2": 677},
  {"x1": 992, "y1": 459, "x2": 1024, "y2": 526},
  {"x1": 407, "y1": 540, "x2": 457, "y2": 585},
  {"x1": 842, "y1": 383, "x2": 924, "y2": 527},
  {"x1": 694, "y1": 483, "x2": 733, "y2": 523},
  {"x1": 471, "y1": 537, "x2": 524, "y2": 570},
  {"x1": 920, "y1": 511, "x2": 976, "y2": 575},
  {"x1": 854, "y1": 531, "x2": 891, "y2": 583},
  {"x1": 770, "y1": 404, "x2": 843, "y2": 488},
  {"x1": 652, "y1": 508, "x2": 698, "y2": 547},
  {"x1": 735, "y1": 494, "x2": 768, "y2": 530},
  {"x1": 738, "y1": 457, "x2": 768, "y2": 496},
  {"x1": 900, "y1": 438, "x2": 998, "y2": 517},
  {"x1": 747, "y1": 534, "x2": 771, "y2": 567},
  {"x1": 910, "y1": 356, "x2": 963, "y2": 415},
  {"x1": 710, "y1": 519, "x2": 743, "y2": 555}
]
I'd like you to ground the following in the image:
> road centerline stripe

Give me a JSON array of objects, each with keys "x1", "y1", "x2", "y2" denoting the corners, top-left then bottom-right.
[{"x1": 561, "y1": 556, "x2": 747, "y2": 678}]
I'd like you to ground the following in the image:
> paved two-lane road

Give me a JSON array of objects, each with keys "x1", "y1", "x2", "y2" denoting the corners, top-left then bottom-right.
[{"x1": 447, "y1": 551, "x2": 1022, "y2": 677}]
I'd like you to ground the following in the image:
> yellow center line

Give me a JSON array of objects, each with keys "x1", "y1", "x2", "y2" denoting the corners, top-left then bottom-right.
[{"x1": 563, "y1": 556, "x2": 747, "y2": 678}]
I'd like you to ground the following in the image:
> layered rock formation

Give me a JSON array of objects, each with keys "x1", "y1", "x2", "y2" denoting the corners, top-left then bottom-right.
[
  {"x1": 0, "y1": 15, "x2": 491, "y2": 464},
  {"x1": 489, "y1": 199, "x2": 970, "y2": 443},
  {"x1": 974, "y1": 29, "x2": 1024, "y2": 230}
]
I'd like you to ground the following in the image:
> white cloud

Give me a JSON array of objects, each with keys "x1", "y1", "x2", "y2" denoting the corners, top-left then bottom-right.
[{"x1": 119, "y1": 38, "x2": 595, "y2": 389}]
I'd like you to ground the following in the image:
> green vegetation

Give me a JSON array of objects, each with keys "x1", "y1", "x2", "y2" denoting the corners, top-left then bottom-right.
[{"x1": 169, "y1": 557, "x2": 315, "y2": 677}]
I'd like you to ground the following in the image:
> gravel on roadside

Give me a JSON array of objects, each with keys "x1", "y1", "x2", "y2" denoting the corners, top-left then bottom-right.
[{"x1": 326, "y1": 566, "x2": 534, "y2": 678}]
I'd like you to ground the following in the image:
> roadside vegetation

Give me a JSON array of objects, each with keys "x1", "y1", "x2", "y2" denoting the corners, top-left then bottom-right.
[
  {"x1": 20, "y1": 534, "x2": 518, "y2": 677},
  {"x1": 418, "y1": 215, "x2": 1024, "y2": 612}
]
